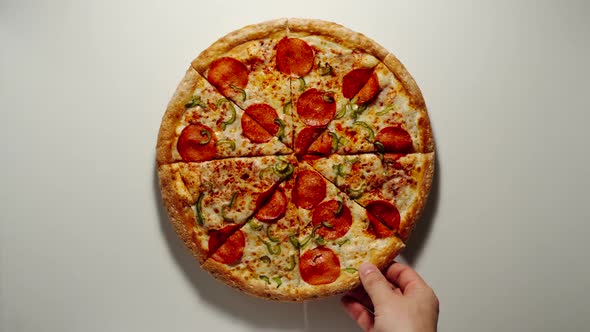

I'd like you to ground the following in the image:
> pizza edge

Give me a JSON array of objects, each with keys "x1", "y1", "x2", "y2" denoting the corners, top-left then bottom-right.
[
  {"x1": 156, "y1": 67, "x2": 200, "y2": 166},
  {"x1": 398, "y1": 152, "x2": 436, "y2": 241},
  {"x1": 191, "y1": 18, "x2": 288, "y2": 73},
  {"x1": 157, "y1": 164, "x2": 208, "y2": 264}
]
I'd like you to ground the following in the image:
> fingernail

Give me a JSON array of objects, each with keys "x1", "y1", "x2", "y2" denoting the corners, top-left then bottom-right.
[{"x1": 359, "y1": 262, "x2": 377, "y2": 277}]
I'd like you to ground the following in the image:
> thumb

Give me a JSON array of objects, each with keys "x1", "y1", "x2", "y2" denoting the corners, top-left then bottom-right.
[{"x1": 358, "y1": 262, "x2": 395, "y2": 307}]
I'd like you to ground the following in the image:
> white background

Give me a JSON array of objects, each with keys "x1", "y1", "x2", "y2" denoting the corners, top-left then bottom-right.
[{"x1": 1, "y1": 0, "x2": 589, "y2": 331}]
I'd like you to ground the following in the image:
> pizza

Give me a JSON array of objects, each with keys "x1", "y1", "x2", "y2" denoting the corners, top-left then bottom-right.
[{"x1": 156, "y1": 18, "x2": 435, "y2": 301}]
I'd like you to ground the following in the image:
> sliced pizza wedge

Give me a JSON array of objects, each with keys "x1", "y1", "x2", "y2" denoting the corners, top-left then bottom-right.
[
  {"x1": 315, "y1": 57, "x2": 434, "y2": 155},
  {"x1": 156, "y1": 67, "x2": 291, "y2": 166},
  {"x1": 284, "y1": 19, "x2": 385, "y2": 158},
  {"x1": 307, "y1": 152, "x2": 434, "y2": 241},
  {"x1": 157, "y1": 155, "x2": 296, "y2": 264},
  {"x1": 201, "y1": 173, "x2": 303, "y2": 301},
  {"x1": 191, "y1": 19, "x2": 294, "y2": 148},
  {"x1": 290, "y1": 162, "x2": 405, "y2": 298}
]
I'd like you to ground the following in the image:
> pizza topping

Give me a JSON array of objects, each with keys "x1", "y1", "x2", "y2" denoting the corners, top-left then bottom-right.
[
  {"x1": 314, "y1": 236, "x2": 327, "y2": 245},
  {"x1": 274, "y1": 118, "x2": 286, "y2": 141},
  {"x1": 248, "y1": 219, "x2": 263, "y2": 231},
  {"x1": 328, "y1": 132, "x2": 339, "y2": 153},
  {"x1": 209, "y1": 225, "x2": 245, "y2": 265},
  {"x1": 366, "y1": 200, "x2": 400, "y2": 238},
  {"x1": 354, "y1": 121, "x2": 375, "y2": 141},
  {"x1": 255, "y1": 188, "x2": 287, "y2": 223},
  {"x1": 220, "y1": 191, "x2": 238, "y2": 222},
  {"x1": 265, "y1": 225, "x2": 280, "y2": 242},
  {"x1": 217, "y1": 98, "x2": 237, "y2": 130},
  {"x1": 185, "y1": 95, "x2": 207, "y2": 109},
  {"x1": 259, "y1": 275, "x2": 271, "y2": 284},
  {"x1": 295, "y1": 127, "x2": 324, "y2": 156},
  {"x1": 336, "y1": 237, "x2": 350, "y2": 247},
  {"x1": 335, "y1": 104, "x2": 348, "y2": 119},
  {"x1": 216, "y1": 139, "x2": 236, "y2": 151},
  {"x1": 282, "y1": 100, "x2": 292, "y2": 115},
  {"x1": 245, "y1": 103, "x2": 280, "y2": 136},
  {"x1": 208, "y1": 57, "x2": 249, "y2": 98},
  {"x1": 177, "y1": 123, "x2": 217, "y2": 162},
  {"x1": 374, "y1": 141, "x2": 385, "y2": 153},
  {"x1": 348, "y1": 184, "x2": 365, "y2": 199},
  {"x1": 260, "y1": 237, "x2": 282, "y2": 255},
  {"x1": 375, "y1": 126, "x2": 414, "y2": 153},
  {"x1": 307, "y1": 130, "x2": 332, "y2": 155},
  {"x1": 285, "y1": 255, "x2": 297, "y2": 271},
  {"x1": 342, "y1": 267, "x2": 358, "y2": 273},
  {"x1": 355, "y1": 73, "x2": 379, "y2": 104},
  {"x1": 376, "y1": 103, "x2": 397, "y2": 116},
  {"x1": 293, "y1": 170, "x2": 326, "y2": 209},
  {"x1": 296, "y1": 88, "x2": 336, "y2": 127},
  {"x1": 276, "y1": 37, "x2": 314, "y2": 77},
  {"x1": 229, "y1": 84, "x2": 247, "y2": 102},
  {"x1": 260, "y1": 255, "x2": 271, "y2": 264},
  {"x1": 195, "y1": 192, "x2": 205, "y2": 226},
  {"x1": 298, "y1": 77, "x2": 306, "y2": 91},
  {"x1": 317, "y1": 62, "x2": 333, "y2": 76},
  {"x1": 241, "y1": 113, "x2": 274, "y2": 143},
  {"x1": 289, "y1": 234, "x2": 300, "y2": 249},
  {"x1": 350, "y1": 101, "x2": 368, "y2": 121},
  {"x1": 334, "y1": 199, "x2": 344, "y2": 216},
  {"x1": 299, "y1": 247, "x2": 341, "y2": 285},
  {"x1": 273, "y1": 158, "x2": 295, "y2": 178},
  {"x1": 321, "y1": 221, "x2": 334, "y2": 228},
  {"x1": 299, "y1": 224, "x2": 322, "y2": 249},
  {"x1": 342, "y1": 68, "x2": 373, "y2": 99},
  {"x1": 272, "y1": 276, "x2": 283, "y2": 288},
  {"x1": 312, "y1": 200, "x2": 352, "y2": 240}
]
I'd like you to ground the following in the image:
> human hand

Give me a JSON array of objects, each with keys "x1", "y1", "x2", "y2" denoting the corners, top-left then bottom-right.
[{"x1": 341, "y1": 261, "x2": 439, "y2": 332}]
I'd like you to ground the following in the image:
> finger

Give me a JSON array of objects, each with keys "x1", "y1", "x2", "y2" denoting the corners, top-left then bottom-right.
[
  {"x1": 341, "y1": 296, "x2": 374, "y2": 331},
  {"x1": 345, "y1": 287, "x2": 373, "y2": 312},
  {"x1": 385, "y1": 261, "x2": 429, "y2": 294},
  {"x1": 358, "y1": 262, "x2": 396, "y2": 307}
]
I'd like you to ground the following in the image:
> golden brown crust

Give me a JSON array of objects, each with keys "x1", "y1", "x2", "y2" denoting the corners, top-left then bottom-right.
[
  {"x1": 158, "y1": 164, "x2": 208, "y2": 264},
  {"x1": 398, "y1": 152, "x2": 435, "y2": 241},
  {"x1": 155, "y1": 67, "x2": 201, "y2": 166},
  {"x1": 191, "y1": 18, "x2": 288, "y2": 73},
  {"x1": 382, "y1": 53, "x2": 434, "y2": 153},
  {"x1": 287, "y1": 18, "x2": 389, "y2": 61},
  {"x1": 202, "y1": 258, "x2": 300, "y2": 302}
]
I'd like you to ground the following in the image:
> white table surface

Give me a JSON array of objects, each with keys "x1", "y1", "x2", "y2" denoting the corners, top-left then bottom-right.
[{"x1": 2, "y1": 0, "x2": 590, "y2": 331}]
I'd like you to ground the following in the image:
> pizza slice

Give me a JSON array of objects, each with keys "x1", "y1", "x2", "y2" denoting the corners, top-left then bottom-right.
[
  {"x1": 201, "y1": 173, "x2": 303, "y2": 301},
  {"x1": 191, "y1": 19, "x2": 293, "y2": 148},
  {"x1": 283, "y1": 19, "x2": 386, "y2": 158},
  {"x1": 313, "y1": 57, "x2": 434, "y2": 155},
  {"x1": 290, "y1": 162, "x2": 405, "y2": 297},
  {"x1": 156, "y1": 67, "x2": 291, "y2": 166},
  {"x1": 307, "y1": 152, "x2": 434, "y2": 241},
  {"x1": 157, "y1": 155, "x2": 296, "y2": 264}
]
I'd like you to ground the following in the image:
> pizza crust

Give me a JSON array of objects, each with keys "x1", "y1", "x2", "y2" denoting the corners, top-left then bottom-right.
[
  {"x1": 158, "y1": 164, "x2": 209, "y2": 264},
  {"x1": 287, "y1": 18, "x2": 389, "y2": 61},
  {"x1": 156, "y1": 67, "x2": 200, "y2": 166},
  {"x1": 191, "y1": 18, "x2": 288, "y2": 73}
]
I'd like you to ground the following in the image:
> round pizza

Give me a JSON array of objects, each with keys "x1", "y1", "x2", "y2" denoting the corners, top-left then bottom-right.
[{"x1": 156, "y1": 18, "x2": 434, "y2": 301}]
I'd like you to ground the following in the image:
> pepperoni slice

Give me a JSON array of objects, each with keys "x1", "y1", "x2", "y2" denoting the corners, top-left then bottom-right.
[
  {"x1": 312, "y1": 200, "x2": 352, "y2": 240},
  {"x1": 375, "y1": 127, "x2": 414, "y2": 153},
  {"x1": 355, "y1": 73, "x2": 379, "y2": 104},
  {"x1": 299, "y1": 247, "x2": 341, "y2": 285},
  {"x1": 367, "y1": 215, "x2": 395, "y2": 238},
  {"x1": 211, "y1": 229, "x2": 245, "y2": 265},
  {"x1": 366, "y1": 200, "x2": 400, "y2": 238},
  {"x1": 255, "y1": 188, "x2": 287, "y2": 223},
  {"x1": 294, "y1": 127, "x2": 324, "y2": 155},
  {"x1": 276, "y1": 37, "x2": 314, "y2": 77},
  {"x1": 342, "y1": 68, "x2": 373, "y2": 99},
  {"x1": 177, "y1": 123, "x2": 217, "y2": 162},
  {"x1": 293, "y1": 170, "x2": 326, "y2": 210},
  {"x1": 296, "y1": 89, "x2": 336, "y2": 127},
  {"x1": 241, "y1": 114, "x2": 274, "y2": 143},
  {"x1": 244, "y1": 104, "x2": 279, "y2": 136},
  {"x1": 208, "y1": 224, "x2": 242, "y2": 256},
  {"x1": 207, "y1": 57, "x2": 249, "y2": 98},
  {"x1": 307, "y1": 130, "x2": 333, "y2": 155}
]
